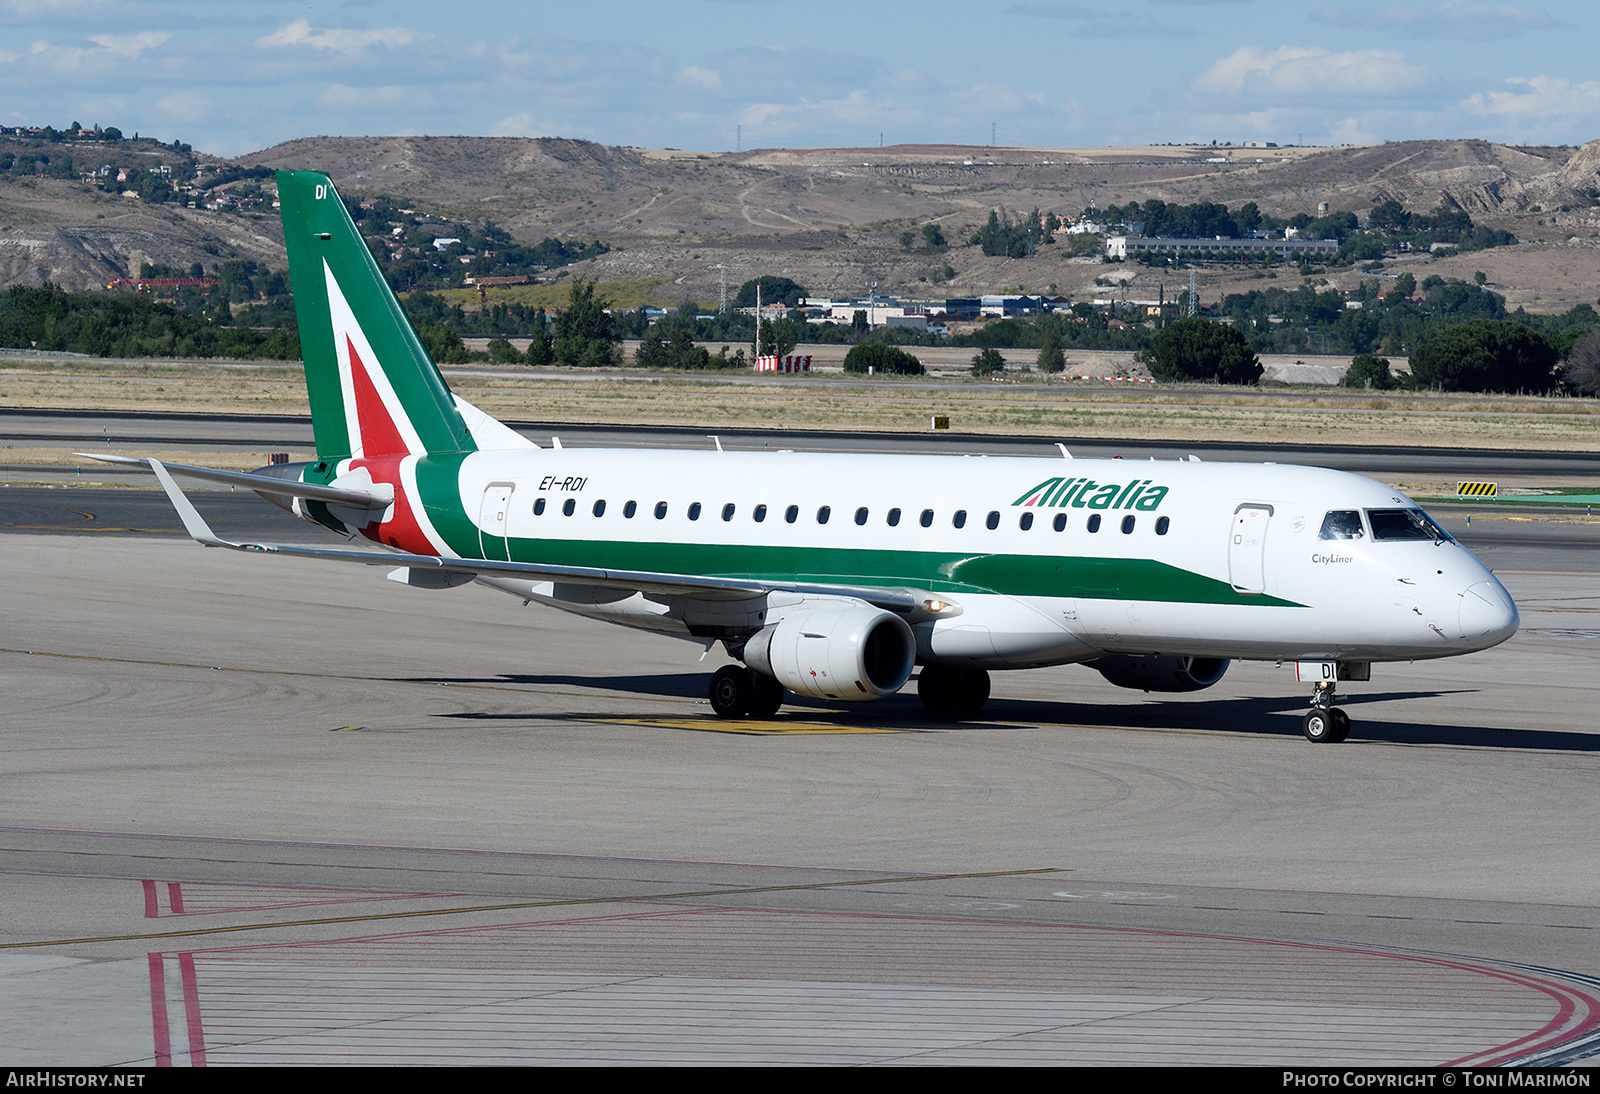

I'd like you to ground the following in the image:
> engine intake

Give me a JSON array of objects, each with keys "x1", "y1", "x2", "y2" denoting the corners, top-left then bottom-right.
[
  {"x1": 744, "y1": 605, "x2": 915, "y2": 701},
  {"x1": 1091, "y1": 654, "x2": 1230, "y2": 693}
]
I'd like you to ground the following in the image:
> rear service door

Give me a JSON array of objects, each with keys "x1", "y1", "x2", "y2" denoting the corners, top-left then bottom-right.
[
  {"x1": 1228, "y1": 503, "x2": 1273, "y2": 594},
  {"x1": 479, "y1": 482, "x2": 515, "y2": 561}
]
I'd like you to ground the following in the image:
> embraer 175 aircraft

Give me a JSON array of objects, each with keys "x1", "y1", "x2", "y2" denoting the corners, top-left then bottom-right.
[{"x1": 86, "y1": 171, "x2": 1519, "y2": 743}]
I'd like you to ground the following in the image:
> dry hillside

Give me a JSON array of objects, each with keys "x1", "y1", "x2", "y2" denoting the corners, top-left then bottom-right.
[{"x1": 6, "y1": 136, "x2": 1600, "y2": 312}]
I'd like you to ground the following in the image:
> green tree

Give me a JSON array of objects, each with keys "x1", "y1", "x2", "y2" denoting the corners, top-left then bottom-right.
[
  {"x1": 1562, "y1": 330, "x2": 1600, "y2": 396},
  {"x1": 758, "y1": 316, "x2": 798, "y2": 357},
  {"x1": 921, "y1": 223, "x2": 947, "y2": 250},
  {"x1": 1340, "y1": 353, "x2": 1392, "y2": 390},
  {"x1": 1391, "y1": 272, "x2": 1416, "y2": 299},
  {"x1": 633, "y1": 328, "x2": 668, "y2": 368},
  {"x1": 843, "y1": 342, "x2": 924, "y2": 375},
  {"x1": 417, "y1": 323, "x2": 468, "y2": 364},
  {"x1": 1134, "y1": 317, "x2": 1262, "y2": 384},
  {"x1": 971, "y1": 347, "x2": 1006, "y2": 376},
  {"x1": 553, "y1": 280, "x2": 621, "y2": 366},
  {"x1": 486, "y1": 336, "x2": 520, "y2": 363},
  {"x1": 1409, "y1": 320, "x2": 1557, "y2": 392},
  {"x1": 734, "y1": 276, "x2": 808, "y2": 308},
  {"x1": 1036, "y1": 328, "x2": 1065, "y2": 373}
]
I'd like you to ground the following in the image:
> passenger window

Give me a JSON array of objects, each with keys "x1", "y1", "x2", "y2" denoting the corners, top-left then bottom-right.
[
  {"x1": 654, "y1": 501, "x2": 668, "y2": 520},
  {"x1": 721, "y1": 503, "x2": 736, "y2": 522},
  {"x1": 985, "y1": 510, "x2": 1000, "y2": 530},
  {"x1": 753, "y1": 504, "x2": 767, "y2": 523},
  {"x1": 1155, "y1": 516, "x2": 1170, "y2": 535},
  {"x1": 1121, "y1": 515, "x2": 1135, "y2": 534},
  {"x1": 785, "y1": 505, "x2": 799, "y2": 524},
  {"x1": 623, "y1": 500, "x2": 637, "y2": 519},
  {"x1": 688, "y1": 502, "x2": 702, "y2": 521},
  {"x1": 562, "y1": 498, "x2": 576, "y2": 517},
  {"x1": 1087, "y1": 514, "x2": 1101, "y2": 533},
  {"x1": 920, "y1": 509, "x2": 934, "y2": 528},
  {"x1": 1319, "y1": 510, "x2": 1364, "y2": 540},
  {"x1": 1053, "y1": 513, "x2": 1067, "y2": 532},
  {"x1": 1019, "y1": 512, "x2": 1033, "y2": 531},
  {"x1": 887, "y1": 508, "x2": 901, "y2": 527},
  {"x1": 952, "y1": 510, "x2": 967, "y2": 529},
  {"x1": 855, "y1": 507, "x2": 869, "y2": 526},
  {"x1": 533, "y1": 497, "x2": 546, "y2": 516},
  {"x1": 592, "y1": 499, "x2": 606, "y2": 518},
  {"x1": 817, "y1": 505, "x2": 831, "y2": 524}
]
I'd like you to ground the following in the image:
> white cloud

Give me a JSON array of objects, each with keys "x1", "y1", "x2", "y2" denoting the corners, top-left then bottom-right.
[
  {"x1": 316, "y1": 83, "x2": 433, "y2": 110},
  {"x1": 154, "y1": 89, "x2": 211, "y2": 124},
  {"x1": 88, "y1": 30, "x2": 168, "y2": 58},
  {"x1": 1328, "y1": 116, "x2": 1378, "y2": 144},
  {"x1": 488, "y1": 110, "x2": 552, "y2": 137},
  {"x1": 1311, "y1": 2, "x2": 1557, "y2": 40},
  {"x1": 1463, "y1": 75, "x2": 1600, "y2": 120},
  {"x1": 1195, "y1": 45, "x2": 1426, "y2": 99},
  {"x1": 677, "y1": 65, "x2": 720, "y2": 90},
  {"x1": 257, "y1": 19, "x2": 417, "y2": 56}
]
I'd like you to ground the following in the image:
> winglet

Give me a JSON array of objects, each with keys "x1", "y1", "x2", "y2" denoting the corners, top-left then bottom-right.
[{"x1": 148, "y1": 459, "x2": 240, "y2": 549}]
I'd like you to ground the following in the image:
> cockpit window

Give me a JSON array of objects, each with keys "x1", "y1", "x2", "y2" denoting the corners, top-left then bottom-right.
[
  {"x1": 1366, "y1": 508, "x2": 1452, "y2": 543},
  {"x1": 1318, "y1": 510, "x2": 1364, "y2": 540}
]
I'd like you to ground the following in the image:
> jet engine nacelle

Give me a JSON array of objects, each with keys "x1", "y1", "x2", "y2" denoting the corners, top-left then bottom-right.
[
  {"x1": 743, "y1": 604, "x2": 916, "y2": 701},
  {"x1": 1092, "y1": 654, "x2": 1230, "y2": 693}
]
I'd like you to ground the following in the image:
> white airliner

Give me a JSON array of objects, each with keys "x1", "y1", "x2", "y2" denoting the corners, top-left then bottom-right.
[{"x1": 86, "y1": 170, "x2": 1519, "y2": 743}]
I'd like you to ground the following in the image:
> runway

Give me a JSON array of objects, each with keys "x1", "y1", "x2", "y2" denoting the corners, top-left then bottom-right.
[{"x1": 4, "y1": 417, "x2": 1600, "y2": 1065}]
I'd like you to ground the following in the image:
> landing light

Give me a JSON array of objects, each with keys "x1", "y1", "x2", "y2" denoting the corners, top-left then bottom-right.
[{"x1": 922, "y1": 598, "x2": 955, "y2": 614}]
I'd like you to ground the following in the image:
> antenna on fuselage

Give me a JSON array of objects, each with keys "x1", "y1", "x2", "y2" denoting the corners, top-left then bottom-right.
[{"x1": 1055, "y1": 443, "x2": 1072, "y2": 460}]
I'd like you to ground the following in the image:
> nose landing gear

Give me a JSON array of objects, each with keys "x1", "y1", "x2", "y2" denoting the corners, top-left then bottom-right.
[{"x1": 1303, "y1": 681, "x2": 1350, "y2": 743}]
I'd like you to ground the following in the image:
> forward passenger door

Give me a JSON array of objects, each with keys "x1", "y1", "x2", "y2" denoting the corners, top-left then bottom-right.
[{"x1": 1228, "y1": 503, "x2": 1273, "y2": 594}]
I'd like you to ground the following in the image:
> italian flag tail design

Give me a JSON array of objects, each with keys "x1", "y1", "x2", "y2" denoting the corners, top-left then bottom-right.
[{"x1": 277, "y1": 170, "x2": 475, "y2": 461}]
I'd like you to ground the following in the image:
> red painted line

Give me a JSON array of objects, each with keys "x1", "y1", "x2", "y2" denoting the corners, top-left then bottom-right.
[
  {"x1": 177, "y1": 952, "x2": 208, "y2": 1068},
  {"x1": 146, "y1": 953, "x2": 171, "y2": 1067},
  {"x1": 167, "y1": 883, "x2": 185, "y2": 915},
  {"x1": 142, "y1": 879, "x2": 158, "y2": 919}
]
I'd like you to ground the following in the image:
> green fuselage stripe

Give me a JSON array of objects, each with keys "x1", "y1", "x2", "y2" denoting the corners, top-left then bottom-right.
[{"x1": 443, "y1": 523, "x2": 1302, "y2": 607}]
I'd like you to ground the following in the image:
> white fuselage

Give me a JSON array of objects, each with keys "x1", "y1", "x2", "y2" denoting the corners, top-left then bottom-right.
[{"x1": 394, "y1": 448, "x2": 1519, "y2": 670}]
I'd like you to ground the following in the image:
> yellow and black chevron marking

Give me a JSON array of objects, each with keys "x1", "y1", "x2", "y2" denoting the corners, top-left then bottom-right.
[{"x1": 1457, "y1": 481, "x2": 1498, "y2": 497}]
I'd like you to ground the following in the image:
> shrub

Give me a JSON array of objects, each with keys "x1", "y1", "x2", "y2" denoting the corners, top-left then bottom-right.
[{"x1": 843, "y1": 342, "x2": 924, "y2": 375}]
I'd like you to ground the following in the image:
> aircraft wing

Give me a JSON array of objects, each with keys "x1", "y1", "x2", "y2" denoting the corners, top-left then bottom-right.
[{"x1": 135, "y1": 457, "x2": 929, "y2": 616}]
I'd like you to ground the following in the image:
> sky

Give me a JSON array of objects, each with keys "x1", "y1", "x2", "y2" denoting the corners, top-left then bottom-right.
[{"x1": 2, "y1": 0, "x2": 1598, "y2": 158}]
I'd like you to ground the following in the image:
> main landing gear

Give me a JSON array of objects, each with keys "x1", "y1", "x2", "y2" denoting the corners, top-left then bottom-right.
[
  {"x1": 1303, "y1": 680, "x2": 1351, "y2": 743},
  {"x1": 709, "y1": 665, "x2": 785, "y2": 719},
  {"x1": 917, "y1": 665, "x2": 991, "y2": 717}
]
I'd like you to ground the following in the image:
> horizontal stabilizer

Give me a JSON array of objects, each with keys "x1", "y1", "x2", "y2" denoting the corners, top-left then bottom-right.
[{"x1": 76, "y1": 452, "x2": 392, "y2": 509}]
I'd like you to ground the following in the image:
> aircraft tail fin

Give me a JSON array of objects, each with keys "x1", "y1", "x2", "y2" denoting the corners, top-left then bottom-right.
[{"x1": 277, "y1": 169, "x2": 477, "y2": 461}]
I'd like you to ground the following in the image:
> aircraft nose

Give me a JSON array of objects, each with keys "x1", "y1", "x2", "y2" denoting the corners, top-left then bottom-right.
[{"x1": 1458, "y1": 580, "x2": 1519, "y2": 646}]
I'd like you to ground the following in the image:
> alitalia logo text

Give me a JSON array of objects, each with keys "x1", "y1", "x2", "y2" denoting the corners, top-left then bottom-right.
[{"x1": 1012, "y1": 477, "x2": 1169, "y2": 511}]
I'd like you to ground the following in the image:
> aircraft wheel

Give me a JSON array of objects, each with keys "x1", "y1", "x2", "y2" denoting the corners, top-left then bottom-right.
[
  {"x1": 917, "y1": 666, "x2": 959, "y2": 716},
  {"x1": 918, "y1": 666, "x2": 990, "y2": 717},
  {"x1": 956, "y1": 668, "x2": 991, "y2": 713},
  {"x1": 1329, "y1": 707, "x2": 1351, "y2": 743},
  {"x1": 747, "y1": 672, "x2": 785, "y2": 719},
  {"x1": 709, "y1": 665, "x2": 752, "y2": 718},
  {"x1": 1303, "y1": 707, "x2": 1341, "y2": 743}
]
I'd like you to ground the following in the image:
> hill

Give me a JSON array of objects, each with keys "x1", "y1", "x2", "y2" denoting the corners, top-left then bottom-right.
[{"x1": 6, "y1": 134, "x2": 1600, "y2": 314}]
